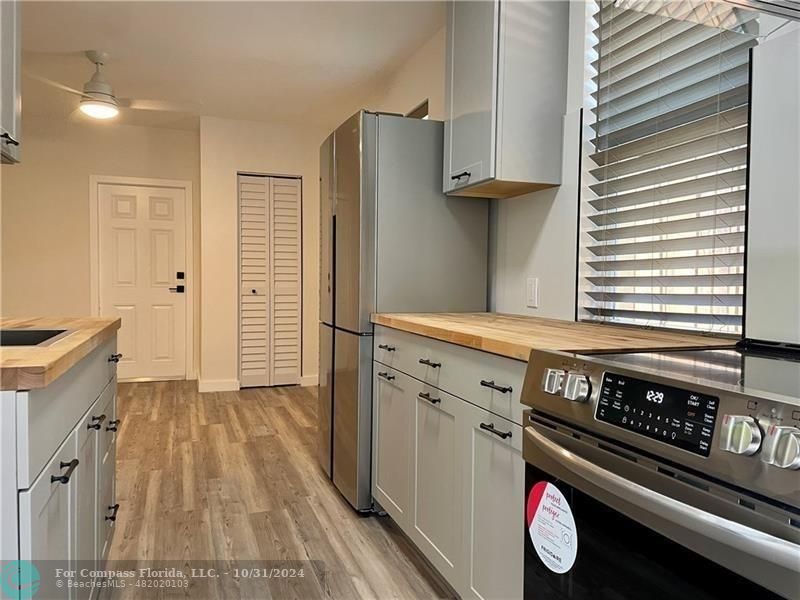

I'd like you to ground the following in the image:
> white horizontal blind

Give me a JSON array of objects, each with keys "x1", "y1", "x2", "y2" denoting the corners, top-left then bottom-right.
[{"x1": 579, "y1": 1, "x2": 758, "y2": 334}]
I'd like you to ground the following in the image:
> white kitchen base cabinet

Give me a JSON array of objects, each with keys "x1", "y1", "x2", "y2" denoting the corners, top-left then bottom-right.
[
  {"x1": 373, "y1": 368, "x2": 414, "y2": 527},
  {"x1": 373, "y1": 325, "x2": 526, "y2": 598},
  {"x1": 461, "y1": 403, "x2": 524, "y2": 600},
  {"x1": 2, "y1": 337, "x2": 118, "y2": 597},
  {"x1": 412, "y1": 384, "x2": 463, "y2": 586},
  {"x1": 18, "y1": 430, "x2": 77, "y2": 568}
]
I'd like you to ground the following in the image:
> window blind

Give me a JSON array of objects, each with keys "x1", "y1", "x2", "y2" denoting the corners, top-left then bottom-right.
[{"x1": 579, "y1": 1, "x2": 759, "y2": 334}]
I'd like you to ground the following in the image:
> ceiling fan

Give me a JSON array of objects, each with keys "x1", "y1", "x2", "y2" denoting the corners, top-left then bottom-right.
[{"x1": 26, "y1": 50, "x2": 197, "y2": 119}]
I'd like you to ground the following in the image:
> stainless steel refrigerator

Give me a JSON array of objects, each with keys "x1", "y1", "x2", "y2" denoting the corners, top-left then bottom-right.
[{"x1": 318, "y1": 111, "x2": 489, "y2": 511}]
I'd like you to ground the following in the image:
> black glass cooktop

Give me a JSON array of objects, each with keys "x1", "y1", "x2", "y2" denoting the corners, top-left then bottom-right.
[{"x1": 587, "y1": 347, "x2": 800, "y2": 407}]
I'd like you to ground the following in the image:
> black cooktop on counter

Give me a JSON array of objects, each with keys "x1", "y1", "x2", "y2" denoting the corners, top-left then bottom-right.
[{"x1": 589, "y1": 346, "x2": 800, "y2": 407}]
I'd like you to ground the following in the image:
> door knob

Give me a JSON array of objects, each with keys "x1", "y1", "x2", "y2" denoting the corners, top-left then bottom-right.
[{"x1": 169, "y1": 285, "x2": 185, "y2": 293}]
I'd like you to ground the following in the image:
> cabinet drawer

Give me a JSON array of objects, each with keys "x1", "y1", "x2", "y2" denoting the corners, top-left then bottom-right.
[
  {"x1": 375, "y1": 326, "x2": 527, "y2": 424},
  {"x1": 17, "y1": 338, "x2": 117, "y2": 489},
  {"x1": 375, "y1": 325, "x2": 429, "y2": 377}
]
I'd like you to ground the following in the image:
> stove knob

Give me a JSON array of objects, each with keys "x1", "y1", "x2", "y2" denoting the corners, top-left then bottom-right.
[
  {"x1": 541, "y1": 368, "x2": 565, "y2": 395},
  {"x1": 562, "y1": 373, "x2": 591, "y2": 403},
  {"x1": 762, "y1": 425, "x2": 800, "y2": 470},
  {"x1": 719, "y1": 415, "x2": 762, "y2": 455}
]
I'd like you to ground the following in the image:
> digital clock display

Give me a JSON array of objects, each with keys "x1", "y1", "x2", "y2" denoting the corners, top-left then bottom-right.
[{"x1": 595, "y1": 373, "x2": 719, "y2": 457}]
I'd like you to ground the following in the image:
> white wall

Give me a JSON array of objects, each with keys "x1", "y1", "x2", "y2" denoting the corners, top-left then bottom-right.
[
  {"x1": 490, "y1": 3, "x2": 588, "y2": 319},
  {"x1": 0, "y1": 116, "x2": 201, "y2": 371},
  {"x1": 368, "y1": 27, "x2": 447, "y2": 120},
  {"x1": 199, "y1": 116, "x2": 324, "y2": 390}
]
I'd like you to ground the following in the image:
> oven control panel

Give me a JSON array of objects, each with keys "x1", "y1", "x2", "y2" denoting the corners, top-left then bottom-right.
[{"x1": 595, "y1": 372, "x2": 719, "y2": 457}]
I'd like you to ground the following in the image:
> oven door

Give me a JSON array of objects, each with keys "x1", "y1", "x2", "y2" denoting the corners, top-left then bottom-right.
[{"x1": 523, "y1": 417, "x2": 800, "y2": 600}]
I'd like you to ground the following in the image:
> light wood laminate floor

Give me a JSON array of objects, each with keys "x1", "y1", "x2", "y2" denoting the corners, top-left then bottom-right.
[{"x1": 106, "y1": 380, "x2": 453, "y2": 599}]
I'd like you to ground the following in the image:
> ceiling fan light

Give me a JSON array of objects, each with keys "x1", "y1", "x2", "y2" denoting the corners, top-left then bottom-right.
[{"x1": 79, "y1": 98, "x2": 119, "y2": 119}]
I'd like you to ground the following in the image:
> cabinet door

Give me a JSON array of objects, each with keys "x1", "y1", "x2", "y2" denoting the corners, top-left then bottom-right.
[
  {"x1": 444, "y1": 0, "x2": 498, "y2": 192},
  {"x1": 97, "y1": 388, "x2": 117, "y2": 562},
  {"x1": 412, "y1": 382, "x2": 462, "y2": 586},
  {"x1": 75, "y1": 400, "x2": 104, "y2": 600},
  {"x1": 372, "y1": 366, "x2": 414, "y2": 528},
  {"x1": 19, "y1": 430, "x2": 79, "y2": 599},
  {"x1": 0, "y1": 0, "x2": 21, "y2": 162},
  {"x1": 461, "y1": 403, "x2": 524, "y2": 600},
  {"x1": 97, "y1": 439, "x2": 116, "y2": 561}
]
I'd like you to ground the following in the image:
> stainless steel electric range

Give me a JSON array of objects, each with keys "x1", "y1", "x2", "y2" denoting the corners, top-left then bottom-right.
[{"x1": 520, "y1": 345, "x2": 800, "y2": 600}]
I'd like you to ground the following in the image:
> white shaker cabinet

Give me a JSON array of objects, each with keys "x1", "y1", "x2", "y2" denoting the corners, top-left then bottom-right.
[
  {"x1": 411, "y1": 383, "x2": 463, "y2": 587},
  {"x1": 373, "y1": 325, "x2": 526, "y2": 598},
  {"x1": 18, "y1": 430, "x2": 77, "y2": 569},
  {"x1": 445, "y1": 0, "x2": 498, "y2": 192},
  {"x1": 3, "y1": 335, "x2": 119, "y2": 597},
  {"x1": 97, "y1": 388, "x2": 118, "y2": 561},
  {"x1": 461, "y1": 402, "x2": 524, "y2": 600},
  {"x1": 0, "y1": 0, "x2": 21, "y2": 163},
  {"x1": 372, "y1": 367, "x2": 414, "y2": 529},
  {"x1": 444, "y1": 0, "x2": 570, "y2": 198}
]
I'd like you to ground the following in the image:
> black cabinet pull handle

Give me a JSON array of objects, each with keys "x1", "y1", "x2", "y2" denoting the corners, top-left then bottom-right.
[
  {"x1": 418, "y1": 391, "x2": 441, "y2": 405},
  {"x1": 51, "y1": 459, "x2": 79, "y2": 484},
  {"x1": 377, "y1": 372, "x2": 395, "y2": 381},
  {"x1": 87, "y1": 414, "x2": 107, "y2": 430},
  {"x1": 480, "y1": 422, "x2": 512, "y2": 439},
  {"x1": 106, "y1": 419, "x2": 121, "y2": 432},
  {"x1": 1, "y1": 133, "x2": 19, "y2": 146},
  {"x1": 450, "y1": 171, "x2": 471, "y2": 181},
  {"x1": 105, "y1": 503, "x2": 120, "y2": 522},
  {"x1": 108, "y1": 353, "x2": 123, "y2": 363},
  {"x1": 480, "y1": 379, "x2": 513, "y2": 394},
  {"x1": 378, "y1": 344, "x2": 396, "y2": 352},
  {"x1": 418, "y1": 358, "x2": 441, "y2": 369}
]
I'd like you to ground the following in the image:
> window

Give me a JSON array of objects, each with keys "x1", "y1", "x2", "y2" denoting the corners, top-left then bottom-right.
[{"x1": 578, "y1": 1, "x2": 760, "y2": 335}]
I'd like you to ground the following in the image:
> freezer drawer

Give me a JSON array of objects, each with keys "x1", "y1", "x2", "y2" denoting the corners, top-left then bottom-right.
[{"x1": 332, "y1": 329, "x2": 373, "y2": 510}]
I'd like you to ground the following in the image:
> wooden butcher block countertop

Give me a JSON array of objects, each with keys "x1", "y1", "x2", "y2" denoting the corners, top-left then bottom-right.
[
  {"x1": 0, "y1": 317, "x2": 121, "y2": 391},
  {"x1": 371, "y1": 313, "x2": 735, "y2": 362}
]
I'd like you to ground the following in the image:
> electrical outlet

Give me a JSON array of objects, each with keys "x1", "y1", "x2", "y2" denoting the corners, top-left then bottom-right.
[{"x1": 526, "y1": 278, "x2": 539, "y2": 308}]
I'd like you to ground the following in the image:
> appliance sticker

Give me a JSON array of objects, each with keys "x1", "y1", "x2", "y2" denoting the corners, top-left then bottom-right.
[{"x1": 527, "y1": 481, "x2": 578, "y2": 574}]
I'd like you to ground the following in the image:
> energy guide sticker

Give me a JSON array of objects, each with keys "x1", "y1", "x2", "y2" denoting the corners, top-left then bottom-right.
[{"x1": 527, "y1": 481, "x2": 578, "y2": 574}]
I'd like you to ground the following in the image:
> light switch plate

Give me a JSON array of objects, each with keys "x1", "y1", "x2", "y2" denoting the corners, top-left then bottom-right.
[{"x1": 526, "y1": 278, "x2": 539, "y2": 308}]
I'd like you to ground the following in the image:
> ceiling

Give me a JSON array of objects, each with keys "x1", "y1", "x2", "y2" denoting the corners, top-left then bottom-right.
[{"x1": 22, "y1": 1, "x2": 445, "y2": 130}]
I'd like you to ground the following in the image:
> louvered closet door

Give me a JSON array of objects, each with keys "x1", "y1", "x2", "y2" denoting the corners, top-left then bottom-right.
[
  {"x1": 268, "y1": 177, "x2": 301, "y2": 385},
  {"x1": 238, "y1": 175, "x2": 301, "y2": 387}
]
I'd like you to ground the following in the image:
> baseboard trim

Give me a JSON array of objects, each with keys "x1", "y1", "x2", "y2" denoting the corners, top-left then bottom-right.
[
  {"x1": 197, "y1": 379, "x2": 240, "y2": 393},
  {"x1": 301, "y1": 374, "x2": 319, "y2": 387}
]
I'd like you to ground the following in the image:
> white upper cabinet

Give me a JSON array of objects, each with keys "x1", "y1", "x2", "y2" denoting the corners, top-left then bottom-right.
[
  {"x1": 0, "y1": 0, "x2": 21, "y2": 163},
  {"x1": 444, "y1": 0, "x2": 570, "y2": 198}
]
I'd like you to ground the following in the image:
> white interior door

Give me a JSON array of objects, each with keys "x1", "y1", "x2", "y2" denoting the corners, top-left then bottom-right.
[
  {"x1": 98, "y1": 183, "x2": 187, "y2": 380},
  {"x1": 238, "y1": 175, "x2": 301, "y2": 387}
]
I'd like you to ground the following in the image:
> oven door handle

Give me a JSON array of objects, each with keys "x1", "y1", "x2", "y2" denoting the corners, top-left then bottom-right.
[{"x1": 525, "y1": 426, "x2": 800, "y2": 572}]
